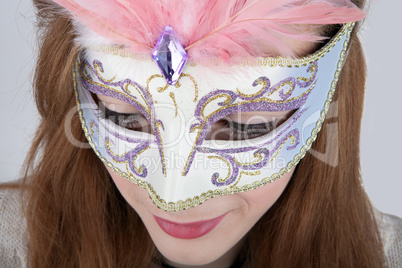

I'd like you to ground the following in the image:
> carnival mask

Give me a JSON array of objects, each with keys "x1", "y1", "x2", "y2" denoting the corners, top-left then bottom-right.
[{"x1": 74, "y1": 22, "x2": 354, "y2": 210}]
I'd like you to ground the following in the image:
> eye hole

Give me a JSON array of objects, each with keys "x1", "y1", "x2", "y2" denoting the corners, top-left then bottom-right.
[
  {"x1": 94, "y1": 95, "x2": 153, "y2": 134},
  {"x1": 205, "y1": 110, "x2": 295, "y2": 141},
  {"x1": 100, "y1": 104, "x2": 153, "y2": 134}
]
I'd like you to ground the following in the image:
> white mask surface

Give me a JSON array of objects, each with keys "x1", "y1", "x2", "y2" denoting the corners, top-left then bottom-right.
[{"x1": 75, "y1": 23, "x2": 354, "y2": 211}]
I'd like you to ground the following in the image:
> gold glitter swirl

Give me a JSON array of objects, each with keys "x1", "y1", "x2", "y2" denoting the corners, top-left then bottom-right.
[
  {"x1": 232, "y1": 70, "x2": 316, "y2": 110},
  {"x1": 154, "y1": 121, "x2": 167, "y2": 177},
  {"x1": 179, "y1": 73, "x2": 199, "y2": 102},
  {"x1": 91, "y1": 121, "x2": 151, "y2": 174},
  {"x1": 190, "y1": 125, "x2": 201, "y2": 133},
  {"x1": 230, "y1": 133, "x2": 297, "y2": 172},
  {"x1": 200, "y1": 93, "x2": 234, "y2": 118},
  {"x1": 105, "y1": 140, "x2": 127, "y2": 160},
  {"x1": 269, "y1": 135, "x2": 297, "y2": 163},
  {"x1": 147, "y1": 73, "x2": 199, "y2": 102},
  {"x1": 182, "y1": 143, "x2": 197, "y2": 176},
  {"x1": 144, "y1": 75, "x2": 169, "y2": 177},
  {"x1": 207, "y1": 156, "x2": 232, "y2": 184},
  {"x1": 169, "y1": 92, "x2": 178, "y2": 117},
  {"x1": 90, "y1": 122, "x2": 98, "y2": 136},
  {"x1": 126, "y1": 145, "x2": 151, "y2": 175},
  {"x1": 275, "y1": 80, "x2": 294, "y2": 98},
  {"x1": 230, "y1": 170, "x2": 261, "y2": 189},
  {"x1": 94, "y1": 61, "x2": 116, "y2": 83},
  {"x1": 147, "y1": 74, "x2": 169, "y2": 93},
  {"x1": 121, "y1": 80, "x2": 133, "y2": 95},
  {"x1": 233, "y1": 152, "x2": 264, "y2": 167},
  {"x1": 80, "y1": 61, "x2": 152, "y2": 117},
  {"x1": 297, "y1": 62, "x2": 317, "y2": 83},
  {"x1": 264, "y1": 81, "x2": 316, "y2": 104},
  {"x1": 235, "y1": 78, "x2": 268, "y2": 99}
]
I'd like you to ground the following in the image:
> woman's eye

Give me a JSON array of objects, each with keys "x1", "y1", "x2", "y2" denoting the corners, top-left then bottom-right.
[
  {"x1": 204, "y1": 109, "x2": 296, "y2": 141},
  {"x1": 99, "y1": 104, "x2": 153, "y2": 134},
  {"x1": 205, "y1": 119, "x2": 277, "y2": 141}
]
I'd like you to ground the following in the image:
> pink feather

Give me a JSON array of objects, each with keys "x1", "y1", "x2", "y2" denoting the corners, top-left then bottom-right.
[{"x1": 52, "y1": 0, "x2": 365, "y2": 61}]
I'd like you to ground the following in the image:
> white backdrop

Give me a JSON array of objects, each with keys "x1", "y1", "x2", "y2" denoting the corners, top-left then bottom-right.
[{"x1": 1, "y1": 0, "x2": 401, "y2": 218}]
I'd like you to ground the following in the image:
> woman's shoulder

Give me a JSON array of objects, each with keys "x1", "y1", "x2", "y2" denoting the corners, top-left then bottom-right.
[
  {"x1": 0, "y1": 187, "x2": 28, "y2": 268},
  {"x1": 375, "y1": 209, "x2": 402, "y2": 267}
]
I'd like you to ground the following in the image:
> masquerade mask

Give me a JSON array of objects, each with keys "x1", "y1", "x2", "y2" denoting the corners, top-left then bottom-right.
[{"x1": 74, "y1": 22, "x2": 355, "y2": 211}]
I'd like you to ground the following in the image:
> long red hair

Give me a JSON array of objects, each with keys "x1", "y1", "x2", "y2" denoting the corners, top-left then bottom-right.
[{"x1": 12, "y1": 0, "x2": 385, "y2": 267}]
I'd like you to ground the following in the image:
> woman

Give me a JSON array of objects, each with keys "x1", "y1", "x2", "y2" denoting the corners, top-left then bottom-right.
[{"x1": 1, "y1": 0, "x2": 401, "y2": 267}]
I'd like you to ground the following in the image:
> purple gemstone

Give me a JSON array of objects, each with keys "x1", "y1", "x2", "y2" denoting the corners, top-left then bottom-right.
[{"x1": 152, "y1": 26, "x2": 188, "y2": 86}]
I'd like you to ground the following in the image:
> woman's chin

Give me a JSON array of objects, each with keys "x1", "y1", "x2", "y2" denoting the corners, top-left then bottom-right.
[{"x1": 156, "y1": 236, "x2": 245, "y2": 268}]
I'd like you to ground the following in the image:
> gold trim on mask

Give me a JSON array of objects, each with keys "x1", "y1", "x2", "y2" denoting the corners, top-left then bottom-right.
[
  {"x1": 207, "y1": 156, "x2": 232, "y2": 184},
  {"x1": 85, "y1": 23, "x2": 354, "y2": 68},
  {"x1": 147, "y1": 73, "x2": 199, "y2": 103},
  {"x1": 80, "y1": 59, "x2": 149, "y2": 113}
]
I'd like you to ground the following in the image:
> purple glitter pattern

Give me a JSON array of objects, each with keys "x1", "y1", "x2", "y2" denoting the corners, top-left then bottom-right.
[
  {"x1": 210, "y1": 129, "x2": 300, "y2": 186},
  {"x1": 196, "y1": 108, "x2": 306, "y2": 155},
  {"x1": 90, "y1": 120, "x2": 151, "y2": 178},
  {"x1": 197, "y1": 109, "x2": 305, "y2": 186},
  {"x1": 184, "y1": 62, "x2": 318, "y2": 186},
  {"x1": 79, "y1": 58, "x2": 166, "y2": 175},
  {"x1": 190, "y1": 62, "x2": 317, "y2": 140}
]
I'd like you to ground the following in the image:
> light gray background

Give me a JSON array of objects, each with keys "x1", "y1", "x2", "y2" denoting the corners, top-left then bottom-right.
[{"x1": 1, "y1": 0, "x2": 401, "y2": 217}]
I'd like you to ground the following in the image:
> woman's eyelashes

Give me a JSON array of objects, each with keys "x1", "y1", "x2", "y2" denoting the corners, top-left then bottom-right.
[
  {"x1": 98, "y1": 104, "x2": 153, "y2": 134},
  {"x1": 96, "y1": 99, "x2": 288, "y2": 141},
  {"x1": 206, "y1": 118, "x2": 279, "y2": 141}
]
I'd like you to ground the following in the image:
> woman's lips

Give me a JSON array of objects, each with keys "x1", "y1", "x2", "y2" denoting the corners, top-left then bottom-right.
[{"x1": 154, "y1": 213, "x2": 227, "y2": 239}]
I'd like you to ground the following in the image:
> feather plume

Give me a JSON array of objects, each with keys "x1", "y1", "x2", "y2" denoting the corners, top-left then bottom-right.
[{"x1": 52, "y1": 0, "x2": 365, "y2": 61}]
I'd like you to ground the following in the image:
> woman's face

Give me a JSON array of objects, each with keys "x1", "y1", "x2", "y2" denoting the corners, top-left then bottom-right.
[
  {"x1": 108, "y1": 166, "x2": 295, "y2": 267},
  {"x1": 99, "y1": 93, "x2": 297, "y2": 266},
  {"x1": 97, "y1": 36, "x2": 315, "y2": 267}
]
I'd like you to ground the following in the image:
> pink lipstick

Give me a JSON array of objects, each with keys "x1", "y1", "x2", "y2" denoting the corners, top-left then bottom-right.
[{"x1": 154, "y1": 213, "x2": 227, "y2": 239}]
